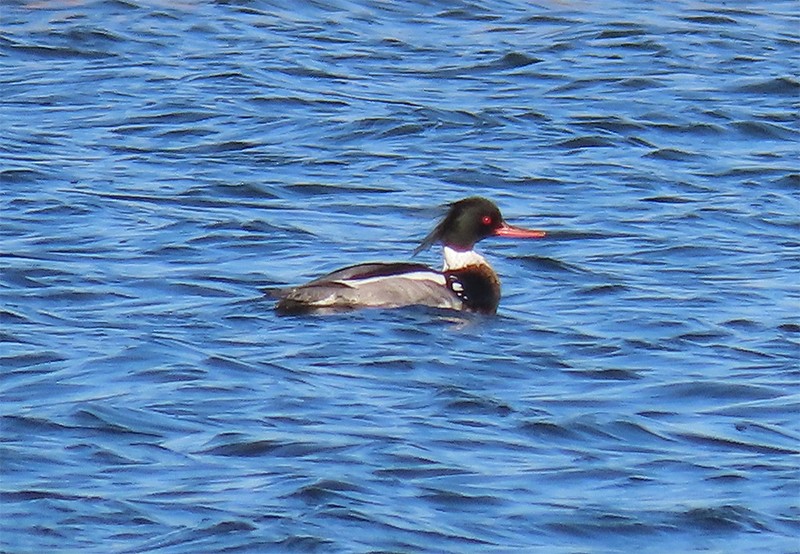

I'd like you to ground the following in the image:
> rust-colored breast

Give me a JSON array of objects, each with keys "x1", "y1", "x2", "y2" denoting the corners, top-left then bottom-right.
[{"x1": 445, "y1": 264, "x2": 501, "y2": 314}]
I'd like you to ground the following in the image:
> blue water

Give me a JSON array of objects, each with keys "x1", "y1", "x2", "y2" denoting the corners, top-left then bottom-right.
[{"x1": 2, "y1": 1, "x2": 799, "y2": 552}]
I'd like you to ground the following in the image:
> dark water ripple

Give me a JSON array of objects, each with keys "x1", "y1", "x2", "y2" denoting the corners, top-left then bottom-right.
[{"x1": 2, "y1": 0, "x2": 799, "y2": 552}]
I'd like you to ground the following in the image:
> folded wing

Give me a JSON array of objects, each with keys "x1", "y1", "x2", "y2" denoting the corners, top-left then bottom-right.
[{"x1": 274, "y1": 262, "x2": 462, "y2": 314}]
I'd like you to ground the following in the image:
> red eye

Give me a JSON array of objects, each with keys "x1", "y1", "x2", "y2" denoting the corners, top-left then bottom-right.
[{"x1": 481, "y1": 215, "x2": 492, "y2": 225}]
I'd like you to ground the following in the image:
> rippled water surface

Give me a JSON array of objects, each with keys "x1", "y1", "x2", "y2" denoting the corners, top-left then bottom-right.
[{"x1": 2, "y1": 1, "x2": 799, "y2": 552}]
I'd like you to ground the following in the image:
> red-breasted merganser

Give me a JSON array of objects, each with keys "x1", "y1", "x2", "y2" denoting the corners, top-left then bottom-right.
[{"x1": 274, "y1": 197, "x2": 546, "y2": 314}]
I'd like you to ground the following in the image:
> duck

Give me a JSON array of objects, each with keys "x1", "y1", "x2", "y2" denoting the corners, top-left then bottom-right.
[{"x1": 273, "y1": 196, "x2": 545, "y2": 314}]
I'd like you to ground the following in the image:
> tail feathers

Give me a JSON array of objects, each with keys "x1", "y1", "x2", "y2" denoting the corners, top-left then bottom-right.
[{"x1": 273, "y1": 283, "x2": 354, "y2": 315}]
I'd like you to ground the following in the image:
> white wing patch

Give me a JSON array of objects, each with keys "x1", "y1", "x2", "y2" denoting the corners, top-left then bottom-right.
[{"x1": 339, "y1": 271, "x2": 446, "y2": 287}]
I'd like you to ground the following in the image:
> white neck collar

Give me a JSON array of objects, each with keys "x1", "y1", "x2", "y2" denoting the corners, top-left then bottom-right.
[{"x1": 443, "y1": 246, "x2": 488, "y2": 271}]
